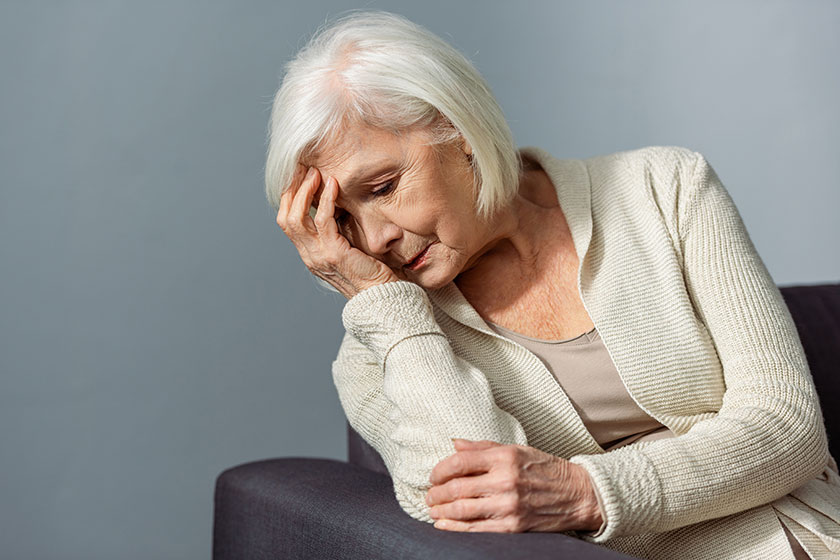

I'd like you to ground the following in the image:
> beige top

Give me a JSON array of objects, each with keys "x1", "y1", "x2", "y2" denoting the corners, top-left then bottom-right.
[
  {"x1": 334, "y1": 146, "x2": 840, "y2": 558},
  {"x1": 484, "y1": 322, "x2": 676, "y2": 452},
  {"x1": 484, "y1": 321, "x2": 811, "y2": 559}
]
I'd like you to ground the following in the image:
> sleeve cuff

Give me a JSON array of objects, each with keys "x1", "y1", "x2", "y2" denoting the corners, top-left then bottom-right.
[
  {"x1": 568, "y1": 447, "x2": 664, "y2": 542},
  {"x1": 579, "y1": 474, "x2": 608, "y2": 539}
]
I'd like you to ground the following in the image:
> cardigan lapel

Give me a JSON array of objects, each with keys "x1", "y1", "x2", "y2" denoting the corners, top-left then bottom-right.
[
  {"x1": 425, "y1": 148, "x2": 611, "y2": 457},
  {"x1": 515, "y1": 147, "x2": 718, "y2": 435},
  {"x1": 426, "y1": 146, "x2": 725, "y2": 452},
  {"x1": 426, "y1": 146, "x2": 594, "y2": 344},
  {"x1": 519, "y1": 146, "x2": 594, "y2": 266}
]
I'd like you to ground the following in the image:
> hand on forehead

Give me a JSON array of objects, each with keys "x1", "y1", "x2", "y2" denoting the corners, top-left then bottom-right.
[{"x1": 304, "y1": 122, "x2": 425, "y2": 193}]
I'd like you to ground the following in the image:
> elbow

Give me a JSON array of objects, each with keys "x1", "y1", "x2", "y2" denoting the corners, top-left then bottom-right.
[
  {"x1": 799, "y1": 408, "x2": 831, "y2": 481},
  {"x1": 393, "y1": 478, "x2": 435, "y2": 524},
  {"x1": 775, "y1": 398, "x2": 831, "y2": 489},
  {"x1": 736, "y1": 375, "x2": 832, "y2": 489}
]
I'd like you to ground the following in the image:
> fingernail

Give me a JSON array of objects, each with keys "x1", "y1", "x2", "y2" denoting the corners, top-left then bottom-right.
[{"x1": 305, "y1": 167, "x2": 315, "y2": 179}]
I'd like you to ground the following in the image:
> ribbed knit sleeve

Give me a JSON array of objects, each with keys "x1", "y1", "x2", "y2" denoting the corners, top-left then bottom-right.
[
  {"x1": 332, "y1": 280, "x2": 529, "y2": 523},
  {"x1": 568, "y1": 150, "x2": 831, "y2": 543}
]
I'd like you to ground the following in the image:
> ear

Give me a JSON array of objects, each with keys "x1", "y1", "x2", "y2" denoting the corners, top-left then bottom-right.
[{"x1": 461, "y1": 135, "x2": 473, "y2": 158}]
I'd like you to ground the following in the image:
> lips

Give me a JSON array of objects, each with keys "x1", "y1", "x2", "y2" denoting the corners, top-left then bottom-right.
[{"x1": 404, "y1": 245, "x2": 431, "y2": 268}]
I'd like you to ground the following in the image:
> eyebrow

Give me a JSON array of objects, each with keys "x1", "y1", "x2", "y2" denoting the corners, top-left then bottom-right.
[
  {"x1": 342, "y1": 160, "x2": 397, "y2": 190},
  {"x1": 312, "y1": 160, "x2": 397, "y2": 209}
]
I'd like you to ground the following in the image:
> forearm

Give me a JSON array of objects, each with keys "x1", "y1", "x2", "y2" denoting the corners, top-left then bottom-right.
[
  {"x1": 334, "y1": 281, "x2": 529, "y2": 521},
  {"x1": 568, "y1": 148, "x2": 830, "y2": 543}
]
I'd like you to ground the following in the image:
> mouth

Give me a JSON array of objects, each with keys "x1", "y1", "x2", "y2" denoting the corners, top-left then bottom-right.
[{"x1": 404, "y1": 244, "x2": 433, "y2": 271}]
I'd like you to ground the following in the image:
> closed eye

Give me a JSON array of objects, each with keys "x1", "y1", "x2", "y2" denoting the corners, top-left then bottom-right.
[
  {"x1": 372, "y1": 180, "x2": 395, "y2": 196},
  {"x1": 333, "y1": 179, "x2": 396, "y2": 231}
]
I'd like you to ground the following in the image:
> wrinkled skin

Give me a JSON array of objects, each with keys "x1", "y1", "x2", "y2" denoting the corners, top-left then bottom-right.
[
  {"x1": 425, "y1": 438, "x2": 603, "y2": 533},
  {"x1": 275, "y1": 162, "x2": 402, "y2": 299},
  {"x1": 275, "y1": 123, "x2": 603, "y2": 533},
  {"x1": 275, "y1": 123, "x2": 505, "y2": 297}
]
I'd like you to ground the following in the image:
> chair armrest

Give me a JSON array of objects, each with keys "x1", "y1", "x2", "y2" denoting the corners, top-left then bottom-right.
[{"x1": 213, "y1": 457, "x2": 638, "y2": 559}]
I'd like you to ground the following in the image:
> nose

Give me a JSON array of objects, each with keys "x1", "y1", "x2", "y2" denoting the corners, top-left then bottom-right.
[{"x1": 356, "y1": 211, "x2": 402, "y2": 258}]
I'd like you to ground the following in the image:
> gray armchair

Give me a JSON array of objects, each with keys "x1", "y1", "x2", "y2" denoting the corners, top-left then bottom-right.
[{"x1": 213, "y1": 283, "x2": 840, "y2": 559}]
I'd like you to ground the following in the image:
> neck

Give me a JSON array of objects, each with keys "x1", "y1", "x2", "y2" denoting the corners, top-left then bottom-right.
[{"x1": 459, "y1": 194, "x2": 566, "y2": 281}]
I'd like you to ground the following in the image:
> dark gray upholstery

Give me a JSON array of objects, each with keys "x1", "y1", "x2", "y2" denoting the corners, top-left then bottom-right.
[
  {"x1": 213, "y1": 283, "x2": 840, "y2": 559},
  {"x1": 213, "y1": 458, "x2": 635, "y2": 559},
  {"x1": 778, "y1": 283, "x2": 840, "y2": 460}
]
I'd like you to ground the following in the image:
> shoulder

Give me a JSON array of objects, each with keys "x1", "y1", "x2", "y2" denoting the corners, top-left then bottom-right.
[
  {"x1": 582, "y1": 146, "x2": 718, "y2": 255},
  {"x1": 585, "y1": 145, "x2": 711, "y2": 217},
  {"x1": 584, "y1": 145, "x2": 704, "y2": 180}
]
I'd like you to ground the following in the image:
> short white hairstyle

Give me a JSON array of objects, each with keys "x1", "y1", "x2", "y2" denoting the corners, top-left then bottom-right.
[{"x1": 264, "y1": 10, "x2": 521, "y2": 223}]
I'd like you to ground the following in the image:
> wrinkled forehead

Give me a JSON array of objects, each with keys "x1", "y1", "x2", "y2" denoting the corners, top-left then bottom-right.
[
  {"x1": 306, "y1": 122, "x2": 426, "y2": 179},
  {"x1": 306, "y1": 126, "x2": 367, "y2": 173}
]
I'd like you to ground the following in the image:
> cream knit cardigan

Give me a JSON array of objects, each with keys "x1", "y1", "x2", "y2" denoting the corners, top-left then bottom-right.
[{"x1": 331, "y1": 145, "x2": 840, "y2": 559}]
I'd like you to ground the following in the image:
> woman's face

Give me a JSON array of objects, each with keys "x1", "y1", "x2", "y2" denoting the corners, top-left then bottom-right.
[{"x1": 309, "y1": 122, "x2": 498, "y2": 291}]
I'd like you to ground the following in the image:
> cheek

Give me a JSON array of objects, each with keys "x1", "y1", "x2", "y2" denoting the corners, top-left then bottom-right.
[
  {"x1": 433, "y1": 214, "x2": 478, "y2": 251},
  {"x1": 390, "y1": 196, "x2": 439, "y2": 234},
  {"x1": 412, "y1": 210, "x2": 439, "y2": 233}
]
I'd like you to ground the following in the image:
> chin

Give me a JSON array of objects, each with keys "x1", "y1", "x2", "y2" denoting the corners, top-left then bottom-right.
[{"x1": 416, "y1": 278, "x2": 447, "y2": 291}]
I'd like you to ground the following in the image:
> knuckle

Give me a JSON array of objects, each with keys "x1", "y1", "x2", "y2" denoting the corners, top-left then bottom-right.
[
  {"x1": 501, "y1": 447, "x2": 520, "y2": 465},
  {"x1": 425, "y1": 487, "x2": 439, "y2": 505},
  {"x1": 450, "y1": 501, "x2": 466, "y2": 519},
  {"x1": 499, "y1": 475, "x2": 518, "y2": 493},
  {"x1": 508, "y1": 516, "x2": 526, "y2": 532},
  {"x1": 450, "y1": 454, "x2": 465, "y2": 474},
  {"x1": 501, "y1": 494, "x2": 520, "y2": 515},
  {"x1": 429, "y1": 466, "x2": 440, "y2": 485},
  {"x1": 448, "y1": 478, "x2": 462, "y2": 499},
  {"x1": 506, "y1": 467, "x2": 521, "y2": 486}
]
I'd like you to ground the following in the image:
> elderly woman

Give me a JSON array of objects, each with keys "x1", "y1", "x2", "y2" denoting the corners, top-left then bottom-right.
[{"x1": 265, "y1": 11, "x2": 840, "y2": 560}]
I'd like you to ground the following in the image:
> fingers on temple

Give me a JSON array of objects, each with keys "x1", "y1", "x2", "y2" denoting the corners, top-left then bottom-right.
[
  {"x1": 289, "y1": 167, "x2": 321, "y2": 231},
  {"x1": 277, "y1": 164, "x2": 307, "y2": 227},
  {"x1": 313, "y1": 176, "x2": 338, "y2": 236}
]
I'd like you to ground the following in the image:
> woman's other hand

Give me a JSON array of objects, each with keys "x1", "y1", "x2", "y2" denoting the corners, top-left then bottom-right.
[
  {"x1": 276, "y1": 164, "x2": 402, "y2": 299},
  {"x1": 425, "y1": 439, "x2": 604, "y2": 533}
]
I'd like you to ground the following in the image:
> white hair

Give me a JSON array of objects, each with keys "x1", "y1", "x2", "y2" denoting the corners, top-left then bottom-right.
[{"x1": 264, "y1": 10, "x2": 521, "y2": 222}]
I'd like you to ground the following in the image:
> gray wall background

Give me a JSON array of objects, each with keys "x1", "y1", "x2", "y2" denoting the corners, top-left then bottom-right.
[{"x1": 2, "y1": 1, "x2": 838, "y2": 558}]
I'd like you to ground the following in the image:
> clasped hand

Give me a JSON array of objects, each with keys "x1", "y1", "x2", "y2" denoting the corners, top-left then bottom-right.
[
  {"x1": 425, "y1": 439, "x2": 604, "y2": 533},
  {"x1": 275, "y1": 164, "x2": 404, "y2": 299}
]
